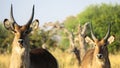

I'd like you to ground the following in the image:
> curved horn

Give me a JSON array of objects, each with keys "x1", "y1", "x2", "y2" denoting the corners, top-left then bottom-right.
[
  {"x1": 10, "y1": 4, "x2": 16, "y2": 23},
  {"x1": 10, "y1": 4, "x2": 19, "y2": 29},
  {"x1": 104, "y1": 23, "x2": 111, "y2": 41},
  {"x1": 26, "y1": 5, "x2": 35, "y2": 26},
  {"x1": 90, "y1": 23, "x2": 97, "y2": 41}
]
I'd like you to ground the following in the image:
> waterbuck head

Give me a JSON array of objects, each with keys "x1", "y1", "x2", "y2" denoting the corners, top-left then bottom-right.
[
  {"x1": 85, "y1": 23, "x2": 115, "y2": 61},
  {"x1": 3, "y1": 4, "x2": 39, "y2": 47}
]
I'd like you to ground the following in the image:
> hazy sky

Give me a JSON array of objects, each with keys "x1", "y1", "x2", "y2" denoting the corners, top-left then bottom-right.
[{"x1": 0, "y1": 0, "x2": 120, "y2": 26}]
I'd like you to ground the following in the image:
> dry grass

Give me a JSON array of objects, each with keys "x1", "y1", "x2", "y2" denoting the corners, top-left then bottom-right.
[
  {"x1": 109, "y1": 53, "x2": 120, "y2": 68},
  {"x1": 0, "y1": 54, "x2": 10, "y2": 68},
  {"x1": 51, "y1": 48, "x2": 80, "y2": 68},
  {"x1": 0, "y1": 49, "x2": 120, "y2": 68},
  {"x1": 52, "y1": 48, "x2": 120, "y2": 68}
]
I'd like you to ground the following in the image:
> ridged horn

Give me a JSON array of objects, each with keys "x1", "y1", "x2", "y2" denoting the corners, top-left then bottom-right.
[
  {"x1": 90, "y1": 23, "x2": 97, "y2": 41},
  {"x1": 10, "y1": 4, "x2": 16, "y2": 23},
  {"x1": 10, "y1": 4, "x2": 19, "y2": 29},
  {"x1": 103, "y1": 23, "x2": 111, "y2": 41},
  {"x1": 26, "y1": 5, "x2": 35, "y2": 27}
]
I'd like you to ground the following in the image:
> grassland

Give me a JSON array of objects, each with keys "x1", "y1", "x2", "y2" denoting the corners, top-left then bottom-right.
[
  {"x1": 0, "y1": 48, "x2": 120, "y2": 68},
  {"x1": 0, "y1": 54, "x2": 10, "y2": 68},
  {"x1": 109, "y1": 53, "x2": 120, "y2": 68}
]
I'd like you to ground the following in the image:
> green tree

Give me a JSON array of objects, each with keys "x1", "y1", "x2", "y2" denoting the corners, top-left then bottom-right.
[
  {"x1": 63, "y1": 3, "x2": 120, "y2": 53},
  {"x1": 0, "y1": 22, "x2": 13, "y2": 53}
]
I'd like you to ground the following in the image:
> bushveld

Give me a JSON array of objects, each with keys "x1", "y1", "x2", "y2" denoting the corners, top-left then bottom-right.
[{"x1": 0, "y1": 48, "x2": 120, "y2": 68}]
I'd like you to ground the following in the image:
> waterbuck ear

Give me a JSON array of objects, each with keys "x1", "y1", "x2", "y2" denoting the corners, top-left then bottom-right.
[
  {"x1": 30, "y1": 19, "x2": 39, "y2": 30},
  {"x1": 85, "y1": 36, "x2": 95, "y2": 46},
  {"x1": 108, "y1": 35, "x2": 115, "y2": 44},
  {"x1": 3, "y1": 19, "x2": 14, "y2": 31}
]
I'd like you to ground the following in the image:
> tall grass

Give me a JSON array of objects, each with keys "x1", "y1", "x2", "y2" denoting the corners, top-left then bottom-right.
[
  {"x1": 0, "y1": 54, "x2": 10, "y2": 68},
  {"x1": 0, "y1": 48, "x2": 120, "y2": 68},
  {"x1": 52, "y1": 48, "x2": 120, "y2": 68},
  {"x1": 109, "y1": 53, "x2": 120, "y2": 68}
]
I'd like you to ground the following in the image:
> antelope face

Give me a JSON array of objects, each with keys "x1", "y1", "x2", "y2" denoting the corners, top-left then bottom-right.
[
  {"x1": 94, "y1": 39, "x2": 108, "y2": 60},
  {"x1": 3, "y1": 4, "x2": 39, "y2": 46},
  {"x1": 85, "y1": 23, "x2": 115, "y2": 61}
]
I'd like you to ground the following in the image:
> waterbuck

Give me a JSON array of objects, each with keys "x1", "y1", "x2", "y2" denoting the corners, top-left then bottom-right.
[
  {"x1": 81, "y1": 23, "x2": 115, "y2": 68},
  {"x1": 3, "y1": 4, "x2": 58, "y2": 68}
]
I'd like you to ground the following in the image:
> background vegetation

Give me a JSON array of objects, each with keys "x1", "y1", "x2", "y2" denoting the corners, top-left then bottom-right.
[
  {"x1": 0, "y1": 3, "x2": 120, "y2": 68},
  {"x1": 61, "y1": 3, "x2": 120, "y2": 53}
]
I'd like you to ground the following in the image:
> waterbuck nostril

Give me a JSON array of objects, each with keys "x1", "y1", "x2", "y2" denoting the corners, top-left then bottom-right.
[
  {"x1": 97, "y1": 54, "x2": 103, "y2": 59},
  {"x1": 18, "y1": 39, "x2": 24, "y2": 44}
]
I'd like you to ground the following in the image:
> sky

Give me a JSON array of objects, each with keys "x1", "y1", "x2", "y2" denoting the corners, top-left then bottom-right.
[{"x1": 0, "y1": 0, "x2": 120, "y2": 26}]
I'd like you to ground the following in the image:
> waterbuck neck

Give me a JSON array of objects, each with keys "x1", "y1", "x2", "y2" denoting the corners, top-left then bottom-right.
[{"x1": 9, "y1": 36, "x2": 30, "y2": 68}]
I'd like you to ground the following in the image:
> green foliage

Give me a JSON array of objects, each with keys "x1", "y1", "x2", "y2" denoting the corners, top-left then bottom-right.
[
  {"x1": 29, "y1": 29, "x2": 42, "y2": 48},
  {"x1": 29, "y1": 29, "x2": 57, "y2": 49},
  {"x1": 58, "y1": 35, "x2": 68, "y2": 50},
  {"x1": 64, "y1": 16, "x2": 79, "y2": 31},
  {"x1": 59, "y1": 16, "x2": 79, "y2": 49},
  {"x1": 0, "y1": 23, "x2": 13, "y2": 53},
  {"x1": 67, "y1": 3, "x2": 120, "y2": 53}
]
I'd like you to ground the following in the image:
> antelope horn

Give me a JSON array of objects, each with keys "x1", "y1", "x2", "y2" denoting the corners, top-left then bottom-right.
[
  {"x1": 10, "y1": 4, "x2": 19, "y2": 29},
  {"x1": 10, "y1": 4, "x2": 16, "y2": 23},
  {"x1": 26, "y1": 5, "x2": 35, "y2": 27},
  {"x1": 104, "y1": 23, "x2": 111, "y2": 41},
  {"x1": 90, "y1": 23, "x2": 97, "y2": 41}
]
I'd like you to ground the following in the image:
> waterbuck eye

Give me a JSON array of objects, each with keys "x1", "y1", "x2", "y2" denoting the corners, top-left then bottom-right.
[
  {"x1": 101, "y1": 45, "x2": 106, "y2": 50},
  {"x1": 24, "y1": 28, "x2": 31, "y2": 34},
  {"x1": 24, "y1": 30, "x2": 29, "y2": 34}
]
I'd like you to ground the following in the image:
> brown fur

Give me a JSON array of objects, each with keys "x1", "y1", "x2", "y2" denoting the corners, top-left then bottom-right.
[
  {"x1": 4, "y1": 5, "x2": 58, "y2": 68},
  {"x1": 30, "y1": 48, "x2": 58, "y2": 68},
  {"x1": 81, "y1": 38, "x2": 112, "y2": 68},
  {"x1": 81, "y1": 47, "x2": 110, "y2": 68},
  {"x1": 81, "y1": 23, "x2": 114, "y2": 68},
  {"x1": 5, "y1": 23, "x2": 58, "y2": 68}
]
